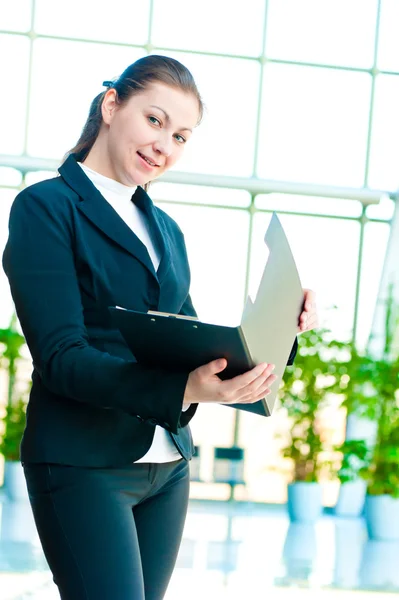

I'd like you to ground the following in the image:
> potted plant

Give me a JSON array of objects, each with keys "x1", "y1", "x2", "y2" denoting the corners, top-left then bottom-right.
[
  {"x1": 333, "y1": 438, "x2": 371, "y2": 517},
  {"x1": 0, "y1": 314, "x2": 28, "y2": 500},
  {"x1": 277, "y1": 327, "x2": 348, "y2": 522},
  {"x1": 364, "y1": 412, "x2": 399, "y2": 540},
  {"x1": 359, "y1": 290, "x2": 399, "y2": 539},
  {"x1": 330, "y1": 333, "x2": 381, "y2": 517}
]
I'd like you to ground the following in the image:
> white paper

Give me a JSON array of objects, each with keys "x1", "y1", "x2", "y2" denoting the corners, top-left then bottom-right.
[{"x1": 240, "y1": 213, "x2": 303, "y2": 413}]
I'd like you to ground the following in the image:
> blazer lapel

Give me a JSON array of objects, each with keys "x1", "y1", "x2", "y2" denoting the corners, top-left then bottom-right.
[
  {"x1": 59, "y1": 155, "x2": 157, "y2": 279},
  {"x1": 134, "y1": 189, "x2": 172, "y2": 283}
]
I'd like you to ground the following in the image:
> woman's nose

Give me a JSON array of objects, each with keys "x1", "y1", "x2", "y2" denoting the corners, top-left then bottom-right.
[{"x1": 153, "y1": 135, "x2": 173, "y2": 157}]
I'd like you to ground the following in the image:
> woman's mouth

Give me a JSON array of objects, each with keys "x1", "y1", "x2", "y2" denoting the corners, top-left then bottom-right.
[{"x1": 137, "y1": 151, "x2": 159, "y2": 169}]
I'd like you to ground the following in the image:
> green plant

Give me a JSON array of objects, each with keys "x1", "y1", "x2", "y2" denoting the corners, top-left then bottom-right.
[
  {"x1": 0, "y1": 313, "x2": 26, "y2": 407},
  {"x1": 0, "y1": 399, "x2": 27, "y2": 461},
  {"x1": 334, "y1": 439, "x2": 371, "y2": 484},
  {"x1": 0, "y1": 313, "x2": 27, "y2": 462},
  {"x1": 342, "y1": 288, "x2": 399, "y2": 498},
  {"x1": 367, "y1": 410, "x2": 399, "y2": 497},
  {"x1": 277, "y1": 328, "x2": 350, "y2": 483},
  {"x1": 331, "y1": 346, "x2": 378, "y2": 485}
]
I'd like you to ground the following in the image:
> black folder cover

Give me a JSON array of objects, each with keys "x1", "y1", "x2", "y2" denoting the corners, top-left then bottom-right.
[{"x1": 109, "y1": 307, "x2": 269, "y2": 416}]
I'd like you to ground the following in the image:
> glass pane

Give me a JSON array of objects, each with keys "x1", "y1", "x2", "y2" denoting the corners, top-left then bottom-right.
[
  {"x1": 189, "y1": 404, "x2": 236, "y2": 475},
  {"x1": 157, "y1": 203, "x2": 250, "y2": 327},
  {"x1": 34, "y1": 0, "x2": 150, "y2": 45},
  {"x1": 377, "y1": 0, "x2": 399, "y2": 72},
  {"x1": 238, "y1": 412, "x2": 285, "y2": 503},
  {"x1": 151, "y1": 182, "x2": 251, "y2": 208},
  {"x1": 265, "y1": 0, "x2": 378, "y2": 69},
  {"x1": 255, "y1": 193, "x2": 363, "y2": 218},
  {"x1": 356, "y1": 222, "x2": 390, "y2": 351},
  {"x1": 0, "y1": 34, "x2": 30, "y2": 155},
  {"x1": 0, "y1": 168, "x2": 22, "y2": 187},
  {"x1": 152, "y1": 0, "x2": 265, "y2": 57},
  {"x1": 249, "y1": 214, "x2": 360, "y2": 341},
  {"x1": 0, "y1": 189, "x2": 18, "y2": 328},
  {"x1": 154, "y1": 51, "x2": 260, "y2": 177},
  {"x1": 0, "y1": 0, "x2": 32, "y2": 32},
  {"x1": 366, "y1": 195, "x2": 395, "y2": 221},
  {"x1": 368, "y1": 75, "x2": 399, "y2": 191},
  {"x1": 27, "y1": 39, "x2": 145, "y2": 159},
  {"x1": 257, "y1": 63, "x2": 371, "y2": 187}
]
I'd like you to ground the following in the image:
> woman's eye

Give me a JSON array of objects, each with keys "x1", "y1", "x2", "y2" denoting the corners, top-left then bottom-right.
[
  {"x1": 174, "y1": 134, "x2": 186, "y2": 144},
  {"x1": 148, "y1": 116, "x2": 161, "y2": 126}
]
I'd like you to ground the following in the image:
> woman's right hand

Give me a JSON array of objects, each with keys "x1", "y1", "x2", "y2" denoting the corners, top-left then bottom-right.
[{"x1": 183, "y1": 359, "x2": 277, "y2": 406}]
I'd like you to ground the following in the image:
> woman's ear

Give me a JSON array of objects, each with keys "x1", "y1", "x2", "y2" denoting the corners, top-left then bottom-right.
[{"x1": 101, "y1": 89, "x2": 118, "y2": 125}]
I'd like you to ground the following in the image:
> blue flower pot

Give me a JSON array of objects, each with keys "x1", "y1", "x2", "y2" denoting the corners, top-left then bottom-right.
[
  {"x1": 365, "y1": 494, "x2": 399, "y2": 540},
  {"x1": 287, "y1": 482, "x2": 323, "y2": 522},
  {"x1": 335, "y1": 480, "x2": 367, "y2": 518}
]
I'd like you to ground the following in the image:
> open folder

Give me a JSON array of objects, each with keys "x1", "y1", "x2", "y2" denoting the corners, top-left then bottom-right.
[{"x1": 109, "y1": 213, "x2": 304, "y2": 417}]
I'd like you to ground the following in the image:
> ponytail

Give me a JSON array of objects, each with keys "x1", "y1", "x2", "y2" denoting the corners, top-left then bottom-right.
[{"x1": 64, "y1": 90, "x2": 107, "y2": 163}]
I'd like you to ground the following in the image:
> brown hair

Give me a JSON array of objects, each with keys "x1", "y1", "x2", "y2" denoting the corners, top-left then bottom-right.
[{"x1": 65, "y1": 55, "x2": 203, "y2": 185}]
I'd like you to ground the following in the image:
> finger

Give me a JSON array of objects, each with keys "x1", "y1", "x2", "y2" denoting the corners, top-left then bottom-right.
[
  {"x1": 303, "y1": 289, "x2": 316, "y2": 310},
  {"x1": 239, "y1": 381, "x2": 275, "y2": 404},
  {"x1": 219, "y1": 366, "x2": 273, "y2": 403},
  {"x1": 199, "y1": 358, "x2": 227, "y2": 378},
  {"x1": 299, "y1": 306, "x2": 316, "y2": 323},
  {"x1": 240, "y1": 371, "x2": 276, "y2": 398},
  {"x1": 300, "y1": 303, "x2": 317, "y2": 319},
  {"x1": 303, "y1": 313, "x2": 319, "y2": 326},
  {"x1": 298, "y1": 315, "x2": 319, "y2": 332},
  {"x1": 299, "y1": 308, "x2": 317, "y2": 323},
  {"x1": 221, "y1": 361, "x2": 271, "y2": 393},
  {"x1": 298, "y1": 314, "x2": 308, "y2": 330},
  {"x1": 221, "y1": 371, "x2": 269, "y2": 402},
  {"x1": 302, "y1": 321, "x2": 319, "y2": 332},
  {"x1": 235, "y1": 363, "x2": 275, "y2": 393},
  {"x1": 299, "y1": 312, "x2": 308, "y2": 323},
  {"x1": 306, "y1": 314, "x2": 319, "y2": 326},
  {"x1": 237, "y1": 374, "x2": 278, "y2": 403}
]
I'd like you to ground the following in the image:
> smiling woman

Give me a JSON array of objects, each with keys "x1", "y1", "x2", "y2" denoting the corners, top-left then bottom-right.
[{"x1": 2, "y1": 54, "x2": 308, "y2": 600}]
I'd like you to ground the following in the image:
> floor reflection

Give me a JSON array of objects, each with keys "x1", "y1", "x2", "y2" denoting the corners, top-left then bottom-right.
[
  {"x1": 359, "y1": 539, "x2": 399, "y2": 591},
  {"x1": 334, "y1": 518, "x2": 366, "y2": 589},
  {"x1": 279, "y1": 522, "x2": 318, "y2": 583},
  {"x1": 1, "y1": 494, "x2": 398, "y2": 599}
]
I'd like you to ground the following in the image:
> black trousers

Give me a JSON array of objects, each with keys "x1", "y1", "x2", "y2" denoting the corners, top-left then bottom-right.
[{"x1": 23, "y1": 458, "x2": 190, "y2": 600}]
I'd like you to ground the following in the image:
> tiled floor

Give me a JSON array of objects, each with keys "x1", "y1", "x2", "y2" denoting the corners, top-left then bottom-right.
[{"x1": 1, "y1": 494, "x2": 399, "y2": 599}]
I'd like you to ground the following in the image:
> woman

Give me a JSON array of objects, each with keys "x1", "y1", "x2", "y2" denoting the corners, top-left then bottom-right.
[{"x1": 2, "y1": 55, "x2": 317, "y2": 599}]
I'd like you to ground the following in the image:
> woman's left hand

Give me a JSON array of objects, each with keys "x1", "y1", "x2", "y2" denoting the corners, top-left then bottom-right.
[{"x1": 298, "y1": 289, "x2": 319, "y2": 333}]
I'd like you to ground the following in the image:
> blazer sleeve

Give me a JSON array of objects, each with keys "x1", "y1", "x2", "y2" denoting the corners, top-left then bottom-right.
[
  {"x1": 2, "y1": 189, "x2": 191, "y2": 435},
  {"x1": 287, "y1": 337, "x2": 298, "y2": 365}
]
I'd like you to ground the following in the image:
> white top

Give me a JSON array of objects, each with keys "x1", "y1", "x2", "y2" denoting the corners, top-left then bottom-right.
[{"x1": 79, "y1": 162, "x2": 182, "y2": 463}]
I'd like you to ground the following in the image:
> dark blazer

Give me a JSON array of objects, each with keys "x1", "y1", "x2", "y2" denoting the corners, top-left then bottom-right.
[{"x1": 3, "y1": 154, "x2": 199, "y2": 467}]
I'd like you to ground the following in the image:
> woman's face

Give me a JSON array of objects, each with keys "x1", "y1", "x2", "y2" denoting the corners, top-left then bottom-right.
[{"x1": 101, "y1": 82, "x2": 200, "y2": 187}]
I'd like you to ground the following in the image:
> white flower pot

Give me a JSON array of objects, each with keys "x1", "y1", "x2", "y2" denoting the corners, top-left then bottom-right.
[
  {"x1": 3, "y1": 461, "x2": 28, "y2": 501},
  {"x1": 287, "y1": 482, "x2": 323, "y2": 522},
  {"x1": 335, "y1": 480, "x2": 367, "y2": 517},
  {"x1": 365, "y1": 494, "x2": 399, "y2": 541}
]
